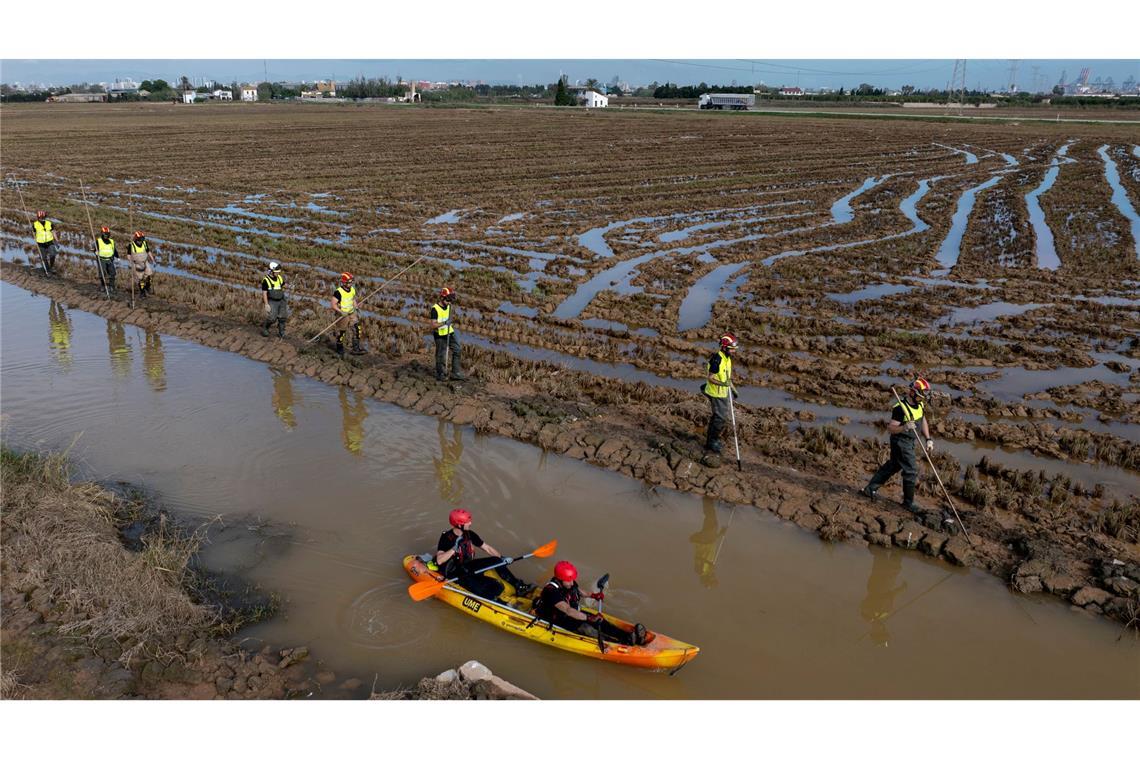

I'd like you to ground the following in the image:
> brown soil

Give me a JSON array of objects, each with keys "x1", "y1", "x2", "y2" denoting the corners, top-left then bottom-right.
[{"x1": 5, "y1": 265, "x2": 1138, "y2": 630}]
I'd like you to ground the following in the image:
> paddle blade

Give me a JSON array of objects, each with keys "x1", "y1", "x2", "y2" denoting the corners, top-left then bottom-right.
[
  {"x1": 407, "y1": 578, "x2": 446, "y2": 602},
  {"x1": 595, "y1": 572, "x2": 610, "y2": 592},
  {"x1": 532, "y1": 539, "x2": 558, "y2": 558}
]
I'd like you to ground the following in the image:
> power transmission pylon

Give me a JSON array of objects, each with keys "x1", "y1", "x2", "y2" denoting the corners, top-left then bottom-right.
[{"x1": 1007, "y1": 59, "x2": 1020, "y2": 92}]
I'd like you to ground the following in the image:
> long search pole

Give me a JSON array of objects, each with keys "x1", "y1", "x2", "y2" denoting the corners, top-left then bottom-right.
[
  {"x1": 127, "y1": 191, "x2": 135, "y2": 308},
  {"x1": 727, "y1": 386, "x2": 742, "y2": 471},
  {"x1": 13, "y1": 182, "x2": 49, "y2": 275},
  {"x1": 78, "y1": 180, "x2": 110, "y2": 297},
  {"x1": 892, "y1": 387, "x2": 972, "y2": 545},
  {"x1": 308, "y1": 253, "x2": 429, "y2": 344}
]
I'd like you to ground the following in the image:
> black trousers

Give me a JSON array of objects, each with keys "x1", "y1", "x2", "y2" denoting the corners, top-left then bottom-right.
[
  {"x1": 452, "y1": 557, "x2": 526, "y2": 600},
  {"x1": 704, "y1": 392, "x2": 729, "y2": 450},
  {"x1": 434, "y1": 333, "x2": 461, "y2": 379},
  {"x1": 867, "y1": 434, "x2": 919, "y2": 509},
  {"x1": 37, "y1": 242, "x2": 57, "y2": 271},
  {"x1": 98, "y1": 257, "x2": 116, "y2": 288}
]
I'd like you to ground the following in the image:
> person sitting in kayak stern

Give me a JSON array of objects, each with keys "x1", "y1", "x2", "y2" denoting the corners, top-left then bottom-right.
[
  {"x1": 535, "y1": 561, "x2": 648, "y2": 646},
  {"x1": 436, "y1": 509, "x2": 535, "y2": 599}
]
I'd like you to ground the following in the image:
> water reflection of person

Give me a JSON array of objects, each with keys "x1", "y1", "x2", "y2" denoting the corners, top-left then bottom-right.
[
  {"x1": 106, "y1": 320, "x2": 132, "y2": 379},
  {"x1": 270, "y1": 368, "x2": 297, "y2": 430},
  {"x1": 433, "y1": 419, "x2": 464, "y2": 505},
  {"x1": 339, "y1": 386, "x2": 367, "y2": 456},
  {"x1": 48, "y1": 300, "x2": 73, "y2": 371},
  {"x1": 141, "y1": 330, "x2": 167, "y2": 392},
  {"x1": 689, "y1": 496, "x2": 726, "y2": 588},
  {"x1": 859, "y1": 548, "x2": 907, "y2": 648}
]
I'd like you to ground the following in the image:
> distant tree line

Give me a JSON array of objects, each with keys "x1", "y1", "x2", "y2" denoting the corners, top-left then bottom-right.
[
  {"x1": 340, "y1": 77, "x2": 407, "y2": 99},
  {"x1": 652, "y1": 82, "x2": 753, "y2": 98}
]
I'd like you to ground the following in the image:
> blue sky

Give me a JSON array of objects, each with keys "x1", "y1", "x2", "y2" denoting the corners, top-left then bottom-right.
[{"x1": 3, "y1": 59, "x2": 1137, "y2": 91}]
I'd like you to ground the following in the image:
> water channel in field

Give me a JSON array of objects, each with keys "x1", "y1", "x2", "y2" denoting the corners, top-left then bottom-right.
[{"x1": 2, "y1": 280, "x2": 1138, "y2": 699}]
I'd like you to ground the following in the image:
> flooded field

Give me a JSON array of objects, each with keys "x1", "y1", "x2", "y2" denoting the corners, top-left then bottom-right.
[
  {"x1": 3, "y1": 281, "x2": 1138, "y2": 698},
  {"x1": 2, "y1": 104, "x2": 1139, "y2": 684}
]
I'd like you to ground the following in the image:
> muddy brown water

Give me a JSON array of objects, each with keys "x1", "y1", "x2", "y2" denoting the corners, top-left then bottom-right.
[{"x1": 2, "y1": 281, "x2": 1137, "y2": 699}]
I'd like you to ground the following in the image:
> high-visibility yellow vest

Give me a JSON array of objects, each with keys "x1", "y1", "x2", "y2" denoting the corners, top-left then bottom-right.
[
  {"x1": 704, "y1": 350, "x2": 732, "y2": 399},
  {"x1": 893, "y1": 398, "x2": 924, "y2": 424},
  {"x1": 130, "y1": 240, "x2": 148, "y2": 255},
  {"x1": 336, "y1": 285, "x2": 356, "y2": 314},
  {"x1": 264, "y1": 273, "x2": 283, "y2": 292},
  {"x1": 96, "y1": 238, "x2": 116, "y2": 259},
  {"x1": 432, "y1": 303, "x2": 454, "y2": 336},
  {"x1": 34, "y1": 220, "x2": 54, "y2": 244}
]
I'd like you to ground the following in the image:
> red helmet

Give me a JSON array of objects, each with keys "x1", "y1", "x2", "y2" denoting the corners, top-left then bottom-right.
[
  {"x1": 100, "y1": 226, "x2": 110, "y2": 235},
  {"x1": 133, "y1": 230, "x2": 145, "y2": 240},
  {"x1": 439, "y1": 286, "x2": 454, "y2": 301},
  {"x1": 719, "y1": 332, "x2": 738, "y2": 351},
  {"x1": 340, "y1": 272, "x2": 354, "y2": 285},
  {"x1": 911, "y1": 377, "x2": 931, "y2": 398},
  {"x1": 448, "y1": 508, "x2": 472, "y2": 528},
  {"x1": 554, "y1": 561, "x2": 578, "y2": 583},
  {"x1": 36, "y1": 210, "x2": 46, "y2": 219}
]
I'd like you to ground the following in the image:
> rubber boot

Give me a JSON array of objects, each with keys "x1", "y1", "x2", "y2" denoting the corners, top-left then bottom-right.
[
  {"x1": 350, "y1": 324, "x2": 365, "y2": 355},
  {"x1": 262, "y1": 319, "x2": 272, "y2": 338},
  {"x1": 859, "y1": 484, "x2": 877, "y2": 500},
  {"x1": 902, "y1": 482, "x2": 920, "y2": 514},
  {"x1": 277, "y1": 319, "x2": 286, "y2": 338},
  {"x1": 336, "y1": 332, "x2": 345, "y2": 356}
]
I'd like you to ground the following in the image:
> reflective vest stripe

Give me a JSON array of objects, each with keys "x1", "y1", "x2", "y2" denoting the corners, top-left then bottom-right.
[
  {"x1": 130, "y1": 241, "x2": 148, "y2": 255},
  {"x1": 336, "y1": 285, "x2": 356, "y2": 314},
  {"x1": 96, "y1": 238, "x2": 116, "y2": 258},
  {"x1": 34, "y1": 220, "x2": 54, "y2": 244},
  {"x1": 432, "y1": 303, "x2": 454, "y2": 336},
  {"x1": 893, "y1": 399, "x2": 924, "y2": 424},
  {"x1": 704, "y1": 351, "x2": 732, "y2": 399}
]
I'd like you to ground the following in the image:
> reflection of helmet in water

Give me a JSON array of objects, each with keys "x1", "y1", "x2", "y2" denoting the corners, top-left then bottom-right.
[
  {"x1": 448, "y1": 508, "x2": 472, "y2": 528},
  {"x1": 554, "y1": 561, "x2": 578, "y2": 583},
  {"x1": 910, "y1": 377, "x2": 931, "y2": 400},
  {"x1": 719, "y1": 332, "x2": 739, "y2": 352}
]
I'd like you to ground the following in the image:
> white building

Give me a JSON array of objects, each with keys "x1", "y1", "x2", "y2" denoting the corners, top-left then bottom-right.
[
  {"x1": 579, "y1": 90, "x2": 608, "y2": 108},
  {"x1": 212, "y1": 89, "x2": 233, "y2": 101},
  {"x1": 241, "y1": 86, "x2": 258, "y2": 102},
  {"x1": 182, "y1": 91, "x2": 196, "y2": 104}
]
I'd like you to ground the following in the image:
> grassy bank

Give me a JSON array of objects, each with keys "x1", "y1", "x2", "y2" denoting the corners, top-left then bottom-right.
[{"x1": 0, "y1": 447, "x2": 308, "y2": 699}]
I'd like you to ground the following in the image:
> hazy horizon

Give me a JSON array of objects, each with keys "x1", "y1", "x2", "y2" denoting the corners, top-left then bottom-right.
[{"x1": 3, "y1": 59, "x2": 1138, "y2": 92}]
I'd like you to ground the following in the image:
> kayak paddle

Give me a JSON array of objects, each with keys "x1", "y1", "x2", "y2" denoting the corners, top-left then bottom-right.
[
  {"x1": 407, "y1": 539, "x2": 557, "y2": 601},
  {"x1": 593, "y1": 572, "x2": 610, "y2": 653}
]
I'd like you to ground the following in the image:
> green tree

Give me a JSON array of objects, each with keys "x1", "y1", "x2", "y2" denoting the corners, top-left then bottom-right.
[
  {"x1": 554, "y1": 76, "x2": 575, "y2": 106},
  {"x1": 585, "y1": 77, "x2": 600, "y2": 91}
]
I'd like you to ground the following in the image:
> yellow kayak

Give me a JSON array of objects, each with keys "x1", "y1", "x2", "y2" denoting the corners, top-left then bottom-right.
[{"x1": 403, "y1": 555, "x2": 699, "y2": 672}]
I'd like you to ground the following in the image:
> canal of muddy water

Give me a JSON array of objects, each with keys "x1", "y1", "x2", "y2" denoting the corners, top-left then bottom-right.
[{"x1": 2, "y1": 281, "x2": 1137, "y2": 699}]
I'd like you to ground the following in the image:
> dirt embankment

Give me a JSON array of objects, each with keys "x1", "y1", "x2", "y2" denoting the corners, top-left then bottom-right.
[
  {"x1": 0, "y1": 446, "x2": 360, "y2": 699},
  {"x1": 4, "y1": 264, "x2": 1139, "y2": 631}
]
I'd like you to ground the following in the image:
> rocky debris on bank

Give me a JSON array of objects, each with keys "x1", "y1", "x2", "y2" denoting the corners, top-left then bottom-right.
[
  {"x1": 371, "y1": 660, "x2": 537, "y2": 700},
  {"x1": 3, "y1": 265, "x2": 1138, "y2": 631}
]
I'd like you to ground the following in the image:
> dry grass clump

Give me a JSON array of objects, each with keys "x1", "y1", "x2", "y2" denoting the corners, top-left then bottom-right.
[
  {"x1": 1, "y1": 447, "x2": 217, "y2": 664},
  {"x1": 371, "y1": 676, "x2": 472, "y2": 700}
]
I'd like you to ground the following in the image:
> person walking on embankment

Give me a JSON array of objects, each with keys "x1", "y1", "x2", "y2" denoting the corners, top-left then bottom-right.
[
  {"x1": 426, "y1": 286, "x2": 465, "y2": 381},
  {"x1": 260, "y1": 261, "x2": 287, "y2": 337},
  {"x1": 859, "y1": 378, "x2": 935, "y2": 514},
  {"x1": 702, "y1": 332, "x2": 739, "y2": 456},
  {"x1": 331, "y1": 272, "x2": 364, "y2": 356},
  {"x1": 127, "y1": 231, "x2": 157, "y2": 298},
  {"x1": 32, "y1": 210, "x2": 58, "y2": 274},
  {"x1": 94, "y1": 226, "x2": 118, "y2": 295}
]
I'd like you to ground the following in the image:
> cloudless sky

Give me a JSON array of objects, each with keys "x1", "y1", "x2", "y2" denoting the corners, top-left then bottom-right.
[{"x1": 3, "y1": 59, "x2": 1138, "y2": 91}]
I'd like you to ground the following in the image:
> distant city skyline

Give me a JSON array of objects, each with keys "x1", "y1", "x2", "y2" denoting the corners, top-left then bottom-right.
[{"x1": 4, "y1": 59, "x2": 1138, "y2": 92}]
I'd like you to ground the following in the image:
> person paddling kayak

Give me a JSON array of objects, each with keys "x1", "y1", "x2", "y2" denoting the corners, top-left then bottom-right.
[
  {"x1": 534, "y1": 561, "x2": 648, "y2": 646},
  {"x1": 436, "y1": 509, "x2": 534, "y2": 599}
]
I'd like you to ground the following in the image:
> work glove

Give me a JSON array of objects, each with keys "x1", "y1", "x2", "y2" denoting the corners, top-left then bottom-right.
[
  {"x1": 905, "y1": 421, "x2": 917, "y2": 434},
  {"x1": 264, "y1": 304, "x2": 271, "y2": 314},
  {"x1": 588, "y1": 592, "x2": 604, "y2": 601},
  {"x1": 925, "y1": 438, "x2": 935, "y2": 452},
  {"x1": 586, "y1": 613, "x2": 603, "y2": 625},
  {"x1": 731, "y1": 387, "x2": 739, "y2": 400},
  {"x1": 501, "y1": 556, "x2": 513, "y2": 565}
]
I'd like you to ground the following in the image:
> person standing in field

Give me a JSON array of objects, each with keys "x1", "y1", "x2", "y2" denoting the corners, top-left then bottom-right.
[
  {"x1": 702, "y1": 333, "x2": 738, "y2": 455},
  {"x1": 426, "y1": 286, "x2": 464, "y2": 381},
  {"x1": 859, "y1": 378, "x2": 934, "y2": 514},
  {"x1": 332, "y1": 271, "x2": 364, "y2": 356},
  {"x1": 127, "y1": 231, "x2": 157, "y2": 298},
  {"x1": 94, "y1": 226, "x2": 118, "y2": 294},
  {"x1": 260, "y1": 261, "x2": 287, "y2": 337},
  {"x1": 33, "y1": 210, "x2": 58, "y2": 274}
]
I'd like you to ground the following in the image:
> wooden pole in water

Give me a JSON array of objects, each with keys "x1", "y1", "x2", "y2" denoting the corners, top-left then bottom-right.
[
  {"x1": 892, "y1": 387, "x2": 972, "y2": 545},
  {"x1": 13, "y1": 182, "x2": 49, "y2": 275},
  {"x1": 78, "y1": 180, "x2": 110, "y2": 297}
]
